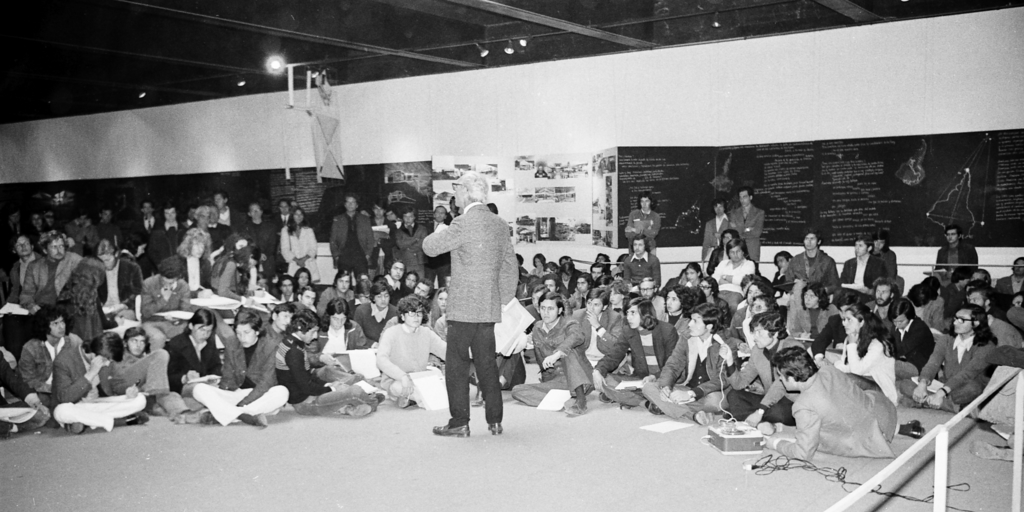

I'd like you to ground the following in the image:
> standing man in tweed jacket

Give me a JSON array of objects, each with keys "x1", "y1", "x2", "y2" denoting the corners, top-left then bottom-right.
[{"x1": 423, "y1": 171, "x2": 518, "y2": 438}]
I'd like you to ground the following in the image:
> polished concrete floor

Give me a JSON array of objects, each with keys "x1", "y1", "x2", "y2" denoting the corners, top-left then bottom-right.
[{"x1": 0, "y1": 379, "x2": 1017, "y2": 512}]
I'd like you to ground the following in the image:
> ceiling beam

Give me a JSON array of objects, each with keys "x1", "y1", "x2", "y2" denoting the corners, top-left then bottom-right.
[
  {"x1": 98, "y1": 0, "x2": 483, "y2": 69},
  {"x1": 370, "y1": 0, "x2": 507, "y2": 26},
  {"x1": 440, "y1": 0, "x2": 658, "y2": 49},
  {"x1": 1, "y1": 34, "x2": 263, "y2": 74},
  {"x1": 7, "y1": 72, "x2": 225, "y2": 98},
  {"x1": 810, "y1": 0, "x2": 884, "y2": 22}
]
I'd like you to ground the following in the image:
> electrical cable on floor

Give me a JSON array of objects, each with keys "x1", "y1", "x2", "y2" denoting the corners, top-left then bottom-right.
[{"x1": 746, "y1": 455, "x2": 974, "y2": 512}]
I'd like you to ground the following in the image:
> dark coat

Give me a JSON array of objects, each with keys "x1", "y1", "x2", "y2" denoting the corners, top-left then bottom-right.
[{"x1": 166, "y1": 332, "x2": 223, "y2": 394}]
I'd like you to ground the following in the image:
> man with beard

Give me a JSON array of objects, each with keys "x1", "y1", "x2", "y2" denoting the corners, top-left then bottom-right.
[{"x1": 867, "y1": 277, "x2": 899, "y2": 332}]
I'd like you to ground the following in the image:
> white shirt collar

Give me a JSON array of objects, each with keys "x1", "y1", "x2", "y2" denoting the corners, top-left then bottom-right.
[
  {"x1": 631, "y1": 253, "x2": 647, "y2": 262},
  {"x1": 463, "y1": 202, "x2": 483, "y2": 214}
]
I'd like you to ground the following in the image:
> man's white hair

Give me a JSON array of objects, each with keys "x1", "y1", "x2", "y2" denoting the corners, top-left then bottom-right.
[{"x1": 458, "y1": 171, "x2": 489, "y2": 205}]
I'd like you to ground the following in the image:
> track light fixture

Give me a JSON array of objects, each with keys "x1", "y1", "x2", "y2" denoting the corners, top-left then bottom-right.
[
  {"x1": 475, "y1": 43, "x2": 489, "y2": 58},
  {"x1": 138, "y1": 91, "x2": 146, "y2": 99},
  {"x1": 712, "y1": 11, "x2": 721, "y2": 28},
  {"x1": 504, "y1": 40, "x2": 515, "y2": 55},
  {"x1": 237, "y1": 78, "x2": 246, "y2": 87},
  {"x1": 519, "y1": 38, "x2": 528, "y2": 47}
]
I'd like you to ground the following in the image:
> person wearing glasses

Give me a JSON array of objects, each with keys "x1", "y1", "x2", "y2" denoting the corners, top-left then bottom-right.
[{"x1": 898, "y1": 304, "x2": 996, "y2": 411}]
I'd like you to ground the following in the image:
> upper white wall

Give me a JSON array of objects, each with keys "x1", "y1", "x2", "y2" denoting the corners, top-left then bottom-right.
[{"x1": 2, "y1": 8, "x2": 1021, "y2": 182}]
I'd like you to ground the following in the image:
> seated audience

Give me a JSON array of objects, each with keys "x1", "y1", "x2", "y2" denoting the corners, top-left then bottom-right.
[
  {"x1": 573, "y1": 289, "x2": 624, "y2": 368},
  {"x1": 809, "y1": 293, "x2": 863, "y2": 363},
  {"x1": 318, "y1": 298, "x2": 370, "y2": 353},
  {"x1": 593, "y1": 298, "x2": 679, "y2": 410},
  {"x1": 18, "y1": 306, "x2": 82, "y2": 409},
  {"x1": 297, "y1": 286, "x2": 317, "y2": 312},
  {"x1": 511, "y1": 292, "x2": 593, "y2": 416},
  {"x1": 566, "y1": 273, "x2": 593, "y2": 313},
  {"x1": 541, "y1": 273, "x2": 567, "y2": 298},
  {"x1": 96, "y1": 239, "x2": 143, "y2": 321},
  {"x1": 840, "y1": 235, "x2": 888, "y2": 297},
  {"x1": 20, "y1": 231, "x2": 84, "y2": 314},
  {"x1": 353, "y1": 282, "x2": 397, "y2": 346},
  {"x1": 665, "y1": 262, "x2": 704, "y2": 293},
  {"x1": 64, "y1": 209, "x2": 100, "y2": 256},
  {"x1": 711, "y1": 239, "x2": 755, "y2": 313},
  {"x1": 166, "y1": 309, "x2": 223, "y2": 401},
  {"x1": 706, "y1": 229, "x2": 739, "y2": 277},
  {"x1": 766, "y1": 347, "x2": 897, "y2": 460},
  {"x1": 3, "y1": 235, "x2": 40, "y2": 360},
  {"x1": 140, "y1": 257, "x2": 193, "y2": 350},
  {"x1": 103, "y1": 326, "x2": 188, "y2": 422},
  {"x1": 430, "y1": 287, "x2": 449, "y2": 341},
  {"x1": 95, "y1": 207, "x2": 123, "y2": 250},
  {"x1": 376, "y1": 295, "x2": 447, "y2": 409},
  {"x1": 699, "y1": 276, "x2": 732, "y2": 326},
  {"x1": 191, "y1": 310, "x2": 289, "y2": 428},
  {"x1": 727, "y1": 279, "x2": 775, "y2": 343},
  {"x1": 52, "y1": 332, "x2": 149, "y2": 434},
  {"x1": 871, "y1": 229, "x2": 898, "y2": 279},
  {"x1": 967, "y1": 283, "x2": 1023, "y2": 348},
  {"x1": 936, "y1": 224, "x2": 977, "y2": 272},
  {"x1": 317, "y1": 271, "x2": 355, "y2": 317},
  {"x1": 607, "y1": 281, "x2": 629, "y2": 313},
  {"x1": 833, "y1": 303, "x2": 899, "y2": 405},
  {"x1": 529, "y1": 253, "x2": 547, "y2": 278},
  {"x1": 908, "y1": 282, "x2": 948, "y2": 334},
  {"x1": 56, "y1": 253, "x2": 109, "y2": 342},
  {"x1": 0, "y1": 352, "x2": 51, "y2": 438},
  {"x1": 787, "y1": 282, "x2": 839, "y2": 340},
  {"x1": 867, "y1": 277, "x2": 900, "y2": 332},
  {"x1": 660, "y1": 285, "x2": 702, "y2": 339},
  {"x1": 784, "y1": 227, "x2": 841, "y2": 296},
  {"x1": 557, "y1": 256, "x2": 583, "y2": 296},
  {"x1": 275, "y1": 308, "x2": 376, "y2": 417},
  {"x1": 724, "y1": 311, "x2": 804, "y2": 434},
  {"x1": 381, "y1": 261, "x2": 407, "y2": 305},
  {"x1": 641, "y1": 302, "x2": 727, "y2": 425},
  {"x1": 899, "y1": 304, "x2": 996, "y2": 411},
  {"x1": 943, "y1": 266, "x2": 973, "y2": 319},
  {"x1": 176, "y1": 228, "x2": 213, "y2": 298},
  {"x1": 995, "y1": 257, "x2": 1024, "y2": 296},
  {"x1": 638, "y1": 277, "x2": 665, "y2": 318},
  {"x1": 276, "y1": 274, "x2": 297, "y2": 303},
  {"x1": 622, "y1": 235, "x2": 661, "y2": 288},
  {"x1": 887, "y1": 298, "x2": 936, "y2": 380},
  {"x1": 211, "y1": 245, "x2": 259, "y2": 301}
]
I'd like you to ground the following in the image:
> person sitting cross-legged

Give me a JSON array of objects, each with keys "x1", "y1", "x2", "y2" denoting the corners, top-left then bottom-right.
[
  {"x1": 0, "y1": 355, "x2": 51, "y2": 439},
  {"x1": 52, "y1": 332, "x2": 149, "y2": 434},
  {"x1": 166, "y1": 309, "x2": 224, "y2": 412},
  {"x1": 511, "y1": 292, "x2": 594, "y2": 416},
  {"x1": 101, "y1": 326, "x2": 189, "y2": 422},
  {"x1": 376, "y1": 295, "x2": 447, "y2": 409},
  {"x1": 190, "y1": 310, "x2": 290, "y2": 428},
  {"x1": 640, "y1": 302, "x2": 729, "y2": 425},
  {"x1": 898, "y1": 304, "x2": 996, "y2": 412},
  {"x1": 18, "y1": 305, "x2": 82, "y2": 409},
  {"x1": 765, "y1": 347, "x2": 897, "y2": 460},
  {"x1": 593, "y1": 297, "x2": 678, "y2": 410},
  {"x1": 275, "y1": 308, "x2": 376, "y2": 418},
  {"x1": 722, "y1": 311, "x2": 805, "y2": 435},
  {"x1": 572, "y1": 288, "x2": 624, "y2": 369}
]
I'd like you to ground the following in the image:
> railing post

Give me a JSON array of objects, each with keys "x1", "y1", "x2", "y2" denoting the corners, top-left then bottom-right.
[
  {"x1": 1014, "y1": 373, "x2": 1023, "y2": 512},
  {"x1": 934, "y1": 425, "x2": 949, "y2": 512}
]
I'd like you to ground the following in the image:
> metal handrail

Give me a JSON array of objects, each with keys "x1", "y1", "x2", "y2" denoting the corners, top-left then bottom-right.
[{"x1": 825, "y1": 367, "x2": 1024, "y2": 512}]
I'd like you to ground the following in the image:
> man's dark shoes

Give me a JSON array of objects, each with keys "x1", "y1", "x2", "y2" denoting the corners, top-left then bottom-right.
[
  {"x1": 64, "y1": 422, "x2": 86, "y2": 435},
  {"x1": 644, "y1": 400, "x2": 664, "y2": 416},
  {"x1": 898, "y1": 420, "x2": 924, "y2": 439},
  {"x1": 598, "y1": 393, "x2": 613, "y2": 404},
  {"x1": 488, "y1": 423, "x2": 503, "y2": 435},
  {"x1": 116, "y1": 412, "x2": 150, "y2": 427},
  {"x1": 433, "y1": 424, "x2": 470, "y2": 438},
  {"x1": 238, "y1": 413, "x2": 269, "y2": 428}
]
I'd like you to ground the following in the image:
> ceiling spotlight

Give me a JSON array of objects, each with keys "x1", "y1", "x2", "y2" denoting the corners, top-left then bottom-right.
[
  {"x1": 475, "y1": 43, "x2": 489, "y2": 58},
  {"x1": 712, "y1": 11, "x2": 721, "y2": 28},
  {"x1": 504, "y1": 40, "x2": 515, "y2": 55},
  {"x1": 311, "y1": 70, "x2": 320, "y2": 78},
  {"x1": 138, "y1": 91, "x2": 146, "y2": 99},
  {"x1": 266, "y1": 55, "x2": 285, "y2": 73},
  {"x1": 236, "y1": 78, "x2": 246, "y2": 87},
  {"x1": 519, "y1": 38, "x2": 528, "y2": 47}
]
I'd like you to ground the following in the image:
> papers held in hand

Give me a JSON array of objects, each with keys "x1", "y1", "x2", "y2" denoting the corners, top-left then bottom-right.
[
  {"x1": 614, "y1": 380, "x2": 645, "y2": 390},
  {"x1": 187, "y1": 375, "x2": 221, "y2": 385},
  {"x1": 910, "y1": 376, "x2": 944, "y2": 392},
  {"x1": 494, "y1": 299, "x2": 535, "y2": 357},
  {"x1": 331, "y1": 350, "x2": 380, "y2": 379},
  {"x1": 0, "y1": 303, "x2": 30, "y2": 316}
]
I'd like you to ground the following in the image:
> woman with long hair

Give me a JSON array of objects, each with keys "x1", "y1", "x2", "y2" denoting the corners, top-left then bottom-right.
[
  {"x1": 212, "y1": 244, "x2": 260, "y2": 301},
  {"x1": 317, "y1": 270, "x2": 355, "y2": 317},
  {"x1": 318, "y1": 298, "x2": 369, "y2": 352},
  {"x1": 176, "y1": 228, "x2": 212, "y2": 297},
  {"x1": 281, "y1": 207, "x2": 320, "y2": 284},
  {"x1": 698, "y1": 276, "x2": 732, "y2": 326},
  {"x1": 430, "y1": 287, "x2": 449, "y2": 340},
  {"x1": 786, "y1": 282, "x2": 840, "y2": 339},
  {"x1": 665, "y1": 262, "x2": 704, "y2": 292},
  {"x1": 834, "y1": 303, "x2": 898, "y2": 404}
]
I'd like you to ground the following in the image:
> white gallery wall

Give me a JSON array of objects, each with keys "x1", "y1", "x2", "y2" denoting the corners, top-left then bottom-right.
[{"x1": 1, "y1": 8, "x2": 1022, "y2": 284}]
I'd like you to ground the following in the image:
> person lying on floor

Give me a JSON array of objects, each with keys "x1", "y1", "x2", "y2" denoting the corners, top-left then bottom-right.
[
  {"x1": 897, "y1": 304, "x2": 996, "y2": 412},
  {"x1": 52, "y1": 332, "x2": 148, "y2": 434},
  {"x1": 592, "y1": 297, "x2": 678, "y2": 410},
  {"x1": 640, "y1": 302, "x2": 729, "y2": 425},
  {"x1": 190, "y1": 310, "x2": 289, "y2": 428},
  {"x1": 722, "y1": 311, "x2": 804, "y2": 435},
  {"x1": 276, "y1": 308, "x2": 377, "y2": 418},
  {"x1": 511, "y1": 292, "x2": 594, "y2": 416},
  {"x1": 376, "y1": 295, "x2": 447, "y2": 409},
  {"x1": 0, "y1": 352, "x2": 51, "y2": 439},
  {"x1": 766, "y1": 347, "x2": 897, "y2": 460},
  {"x1": 100, "y1": 326, "x2": 189, "y2": 423}
]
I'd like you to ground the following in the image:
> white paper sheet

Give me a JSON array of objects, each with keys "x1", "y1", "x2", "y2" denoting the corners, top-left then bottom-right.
[
  {"x1": 155, "y1": 310, "x2": 195, "y2": 321},
  {"x1": 187, "y1": 375, "x2": 221, "y2": 385},
  {"x1": 354, "y1": 381, "x2": 377, "y2": 394},
  {"x1": 409, "y1": 368, "x2": 448, "y2": 411},
  {"x1": 104, "y1": 320, "x2": 141, "y2": 337},
  {"x1": 494, "y1": 298, "x2": 536, "y2": 356},
  {"x1": 250, "y1": 295, "x2": 282, "y2": 305},
  {"x1": 911, "y1": 376, "x2": 944, "y2": 392},
  {"x1": 0, "y1": 303, "x2": 29, "y2": 316},
  {"x1": 537, "y1": 389, "x2": 572, "y2": 411},
  {"x1": 0, "y1": 408, "x2": 37, "y2": 424},
  {"x1": 337, "y1": 349, "x2": 380, "y2": 379},
  {"x1": 191, "y1": 296, "x2": 242, "y2": 310},
  {"x1": 615, "y1": 380, "x2": 644, "y2": 390},
  {"x1": 640, "y1": 421, "x2": 694, "y2": 433}
]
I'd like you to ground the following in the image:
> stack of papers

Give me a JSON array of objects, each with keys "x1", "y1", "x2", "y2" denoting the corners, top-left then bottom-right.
[
  {"x1": 409, "y1": 368, "x2": 448, "y2": 411},
  {"x1": 192, "y1": 296, "x2": 242, "y2": 310}
]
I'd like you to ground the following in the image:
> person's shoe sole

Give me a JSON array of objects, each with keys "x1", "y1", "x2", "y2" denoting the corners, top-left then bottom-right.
[
  {"x1": 343, "y1": 404, "x2": 373, "y2": 417},
  {"x1": 65, "y1": 422, "x2": 86, "y2": 435},
  {"x1": 694, "y1": 411, "x2": 712, "y2": 426}
]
